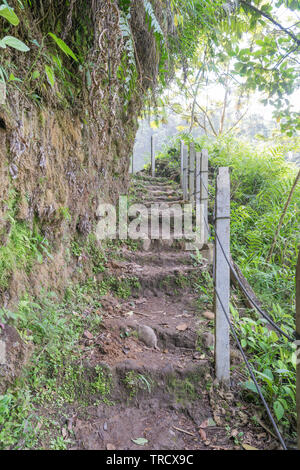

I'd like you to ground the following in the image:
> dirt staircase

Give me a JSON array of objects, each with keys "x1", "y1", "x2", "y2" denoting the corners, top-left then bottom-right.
[{"x1": 70, "y1": 174, "x2": 274, "y2": 451}]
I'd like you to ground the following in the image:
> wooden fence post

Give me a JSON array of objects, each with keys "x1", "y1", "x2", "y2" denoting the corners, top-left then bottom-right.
[
  {"x1": 189, "y1": 143, "x2": 195, "y2": 202},
  {"x1": 195, "y1": 151, "x2": 201, "y2": 207},
  {"x1": 182, "y1": 144, "x2": 188, "y2": 201},
  {"x1": 180, "y1": 141, "x2": 184, "y2": 188},
  {"x1": 214, "y1": 167, "x2": 230, "y2": 384},
  {"x1": 296, "y1": 247, "x2": 300, "y2": 449},
  {"x1": 151, "y1": 135, "x2": 155, "y2": 177},
  {"x1": 195, "y1": 152, "x2": 201, "y2": 243},
  {"x1": 201, "y1": 149, "x2": 209, "y2": 244}
]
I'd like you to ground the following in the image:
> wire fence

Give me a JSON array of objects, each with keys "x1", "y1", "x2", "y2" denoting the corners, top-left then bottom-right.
[
  {"x1": 180, "y1": 150, "x2": 295, "y2": 450},
  {"x1": 191, "y1": 169, "x2": 295, "y2": 342},
  {"x1": 149, "y1": 142, "x2": 295, "y2": 449}
]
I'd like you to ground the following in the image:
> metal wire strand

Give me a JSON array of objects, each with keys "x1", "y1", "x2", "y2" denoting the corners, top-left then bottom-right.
[
  {"x1": 213, "y1": 283, "x2": 287, "y2": 450},
  {"x1": 181, "y1": 154, "x2": 290, "y2": 449},
  {"x1": 188, "y1": 168, "x2": 294, "y2": 341}
]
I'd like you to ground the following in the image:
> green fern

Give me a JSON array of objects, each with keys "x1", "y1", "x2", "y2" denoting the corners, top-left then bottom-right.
[
  {"x1": 143, "y1": 0, "x2": 168, "y2": 74},
  {"x1": 143, "y1": 0, "x2": 164, "y2": 38},
  {"x1": 118, "y1": 10, "x2": 138, "y2": 104}
]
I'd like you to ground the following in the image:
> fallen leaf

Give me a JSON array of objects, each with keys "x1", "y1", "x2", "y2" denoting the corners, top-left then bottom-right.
[
  {"x1": 132, "y1": 438, "x2": 148, "y2": 446},
  {"x1": 203, "y1": 311, "x2": 214, "y2": 321},
  {"x1": 84, "y1": 330, "x2": 93, "y2": 340},
  {"x1": 106, "y1": 443, "x2": 116, "y2": 450},
  {"x1": 111, "y1": 261, "x2": 124, "y2": 269},
  {"x1": 176, "y1": 323, "x2": 188, "y2": 331},
  {"x1": 242, "y1": 443, "x2": 258, "y2": 451},
  {"x1": 62, "y1": 428, "x2": 67, "y2": 438},
  {"x1": 125, "y1": 311, "x2": 134, "y2": 317},
  {"x1": 199, "y1": 418, "x2": 216, "y2": 429}
]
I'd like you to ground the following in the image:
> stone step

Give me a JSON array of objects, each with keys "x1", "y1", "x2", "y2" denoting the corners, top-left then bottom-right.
[
  {"x1": 140, "y1": 200, "x2": 185, "y2": 208},
  {"x1": 132, "y1": 197, "x2": 184, "y2": 205},
  {"x1": 139, "y1": 238, "x2": 212, "y2": 256},
  {"x1": 121, "y1": 250, "x2": 194, "y2": 266},
  {"x1": 114, "y1": 357, "x2": 207, "y2": 383},
  {"x1": 135, "y1": 189, "x2": 182, "y2": 198},
  {"x1": 134, "y1": 175, "x2": 171, "y2": 184},
  {"x1": 136, "y1": 184, "x2": 180, "y2": 192},
  {"x1": 106, "y1": 261, "x2": 206, "y2": 297},
  {"x1": 127, "y1": 212, "x2": 199, "y2": 231},
  {"x1": 121, "y1": 247, "x2": 212, "y2": 266}
]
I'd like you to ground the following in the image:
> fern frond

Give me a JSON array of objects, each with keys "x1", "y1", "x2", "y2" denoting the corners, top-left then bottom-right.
[
  {"x1": 143, "y1": 0, "x2": 164, "y2": 39},
  {"x1": 143, "y1": 0, "x2": 168, "y2": 74},
  {"x1": 119, "y1": 11, "x2": 138, "y2": 104}
]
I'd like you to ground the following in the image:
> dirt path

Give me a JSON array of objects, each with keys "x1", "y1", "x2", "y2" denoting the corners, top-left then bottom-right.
[{"x1": 69, "y1": 175, "x2": 276, "y2": 451}]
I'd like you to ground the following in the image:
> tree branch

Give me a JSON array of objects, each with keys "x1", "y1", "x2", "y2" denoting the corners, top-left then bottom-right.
[
  {"x1": 267, "y1": 169, "x2": 300, "y2": 263},
  {"x1": 223, "y1": 107, "x2": 249, "y2": 136},
  {"x1": 240, "y1": 0, "x2": 300, "y2": 46}
]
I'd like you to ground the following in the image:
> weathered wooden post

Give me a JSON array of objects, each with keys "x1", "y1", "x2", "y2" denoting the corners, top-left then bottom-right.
[
  {"x1": 214, "y1": 167, "x2": 230, "y2": 384},
  {"x1": 201, "y1": 149, "x2": 209, "y2": 244},
  {"x1": 180, "y1": 140, "x2": 184, "y2": 189},
  {"x1": 195, "y1": 151, "x2": 201, "y2": 243},
  {"x1": 151, "y1": 135, "x2": 155, "y2": 178},
  {"x1": 189, "y1": 143, "x2": 195, "y2": 202},
  {"x1": 182, "y1": 144, "x2": 188, "y2": 201},
  {"x1": 296, "y1": 247, "x2": 300, "y2": 449},
  {"x1": 195, "y1": 151, "x2": 201, "y2": 207}
]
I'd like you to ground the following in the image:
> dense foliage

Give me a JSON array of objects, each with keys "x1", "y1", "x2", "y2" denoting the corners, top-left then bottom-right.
[{"x1": 1, "y1": 1, "x2": 298, "y2": 132}]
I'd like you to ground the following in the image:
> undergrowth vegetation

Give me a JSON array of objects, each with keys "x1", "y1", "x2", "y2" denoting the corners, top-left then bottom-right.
[
  {"x1": 153, "y1": 133, "x2": 299, "y2": 438},
  {"x1": 0, "y1": 189, "x2": 51, "y2": 294},
  {"x1": 0, "y1": 234, "x2": 141, "y2": 450}
]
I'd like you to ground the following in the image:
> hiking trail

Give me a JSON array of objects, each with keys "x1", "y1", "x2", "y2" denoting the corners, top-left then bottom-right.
[{"x1": 68, "y1": 173, "x2": 276, "y2": 451}]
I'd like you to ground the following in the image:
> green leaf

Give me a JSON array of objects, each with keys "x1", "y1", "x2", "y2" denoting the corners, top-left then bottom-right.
[
  {"x1": 206, "y1": 418, "x2": 216, "y2": 427},
  {"x1": 131, "y1": 438, "x2": 148, "y2": 446},
  {"x1": 255, "y1": 370, "x2": 273, "y2": 386},
  {"x1": 243, "y1": 380, "x2": 258, "y2": 394},
  {"x1": 0, "y1": 66, "x2": 6, "y2": 82},
  {"x1": 32, "y1": 70, "x2": 40, "y2": 80},
  {"x1": 2, "y1": 36, "x2": 30, "y2": 52},
  {"x1": 8, "y1": 72, "x2": 22, "y2": 82},
  {"x1": 274, "y1": 401, "x2": 284, "y2": 421},
  {"x1": 275, "y1": 369, "x2": 289, "y2": 375},
  {"x1": 45, "y1": 65, "x2": 55, "y2": 87},
  {"x1": 0, "y1": 5, "x2": 19, "y2": 26},
  {"x1": 48, "y1": 33, "x2": 78, "y2": 61}
]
